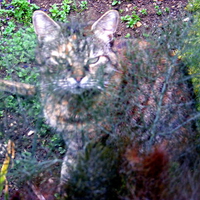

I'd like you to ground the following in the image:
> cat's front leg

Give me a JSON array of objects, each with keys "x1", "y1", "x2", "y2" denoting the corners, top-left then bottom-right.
[
  {"x1": 60, "y1": 140, "x2": 80, "y2": 184},
  {"x1": 57, "y1": 139, "x2": 82, "y2": 196}
]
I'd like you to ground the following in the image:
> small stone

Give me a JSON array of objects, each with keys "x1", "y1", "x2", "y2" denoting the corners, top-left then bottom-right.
[
  {"x1": 136, "y1": 21, "x2": 142, "y2": 27},
  {"x1": 183, "y1": 17, "x2": 190, "y2": 22},
  {"x1": 27, "y1": 130, "x2": 34, "y2": 136}
]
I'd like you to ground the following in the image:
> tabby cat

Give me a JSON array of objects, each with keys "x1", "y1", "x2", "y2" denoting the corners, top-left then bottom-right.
[
  {"x1": 33, "y1": 10, "x2": 124, "y2": 182},
  {"x1": 0, "y1": 10, "x2": 196, "y2": 184}
]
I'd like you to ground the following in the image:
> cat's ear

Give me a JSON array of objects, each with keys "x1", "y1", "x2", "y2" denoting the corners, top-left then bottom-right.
[
  {"x1": 33, "y1": 11, "x2": 61, "y2": 42},
  {"x1": 91, "y1": 10, "x2": 119, "y2": 43}
]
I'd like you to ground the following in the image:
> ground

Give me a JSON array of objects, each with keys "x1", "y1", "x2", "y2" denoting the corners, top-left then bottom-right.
[{"x1": 32, "y1": 0, "x2": 189, "y2": 38}]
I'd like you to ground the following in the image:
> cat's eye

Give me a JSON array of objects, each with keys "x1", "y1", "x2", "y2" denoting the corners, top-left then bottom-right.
[
  {"x1": 88, "y1": 57, "x2": 99, "y2": 65},
  {"x1": 83, "y1": 65, "x2": 89, "y2": 71}
]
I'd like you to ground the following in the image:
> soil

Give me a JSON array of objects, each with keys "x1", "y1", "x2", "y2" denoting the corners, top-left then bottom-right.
[{"x1": 31, "y1": 0, "x2": 189, "y2": 38}]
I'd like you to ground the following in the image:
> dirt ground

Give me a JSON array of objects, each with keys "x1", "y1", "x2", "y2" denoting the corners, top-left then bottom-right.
[{"x1": 31, "y1": 0, "x2": 189, "y2": 38}]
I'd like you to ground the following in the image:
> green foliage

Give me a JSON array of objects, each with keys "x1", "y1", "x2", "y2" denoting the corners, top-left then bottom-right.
[
  {"x1": 67, "y1": 142, "x2": 120, "y2": 199},
  {"x1": 0, "y1": 0, "x2": 39, "y2": 24},
  {"x1": 1, "y1": 21, "x2": 16, "y2": 35},
  {"x1": 3, "y1": 95, "x2": 17, "y2": 109},
  {"x1": 125, "y1": 33, "x2": 131, "y2": 38},
  {"x1": 79, "y1": 1, "x2": 88, "y2": 11},
  {"x1": 121, "y1": 11, "x2": 141, "y2": 28},
  {"x1": 0, "y1": 0, "x2": 37, "y2": 72},
  {"x1": 139, "y1": 8, "x2": 148, "y2": 15},
  {"x1": 154, "y1": 5, "x2": 162, "y2": 15},
  {"x1": 154, "y1": 5, "x2": 170, "y2": 15},
  {"x1": 12, "y1": 150, "x2": 58, "y2": 181},
  {"x1": 165, "y1": 7, "x2": 170, "y2": 13},
  {"x1": 0, "y1": 27, "x2": 37, "y2": 70},
  {"x1": 186, "y1": 0, "x2": 200, "y2": 11},
  {"x1": 119, "y1": 9, "x2": 124, "y2": 13},
  {"x1": 49, "y1": 0, "x2": 72, "y2": 22},
  {"x1": 48, "y1": 134, "x2": 66, "y2": 155},
  {"x1": 49, "y1": 4, "x2": 65, "y2": 21},
  {"x1": 0, "y1": 110, "x2": 3, "y2": 117},
  {"x1": 133, "y1": 6, "x2": 137, "y2": 10},
  {"x1": 143, "y1": 32, "x2": 150, "y2": 38},
  {"x1": 112, "y1": 0, "x2": 121, "y2": 6},
  {"x1": 49, "y1": 0, "x2": 88, "y2": 18},
  {"x1": 180, "y1": 0, "x2": 200, "y2": 111}
]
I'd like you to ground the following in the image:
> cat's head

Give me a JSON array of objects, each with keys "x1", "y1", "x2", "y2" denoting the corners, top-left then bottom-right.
[{"x1": 32, "y1": 10, "x2": 122, "y2": 95}]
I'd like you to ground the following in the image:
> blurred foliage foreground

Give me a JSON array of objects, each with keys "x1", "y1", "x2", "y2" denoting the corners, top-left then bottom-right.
[{"x1": 1, "y1": 1, "x2": 200, "y2": 200}]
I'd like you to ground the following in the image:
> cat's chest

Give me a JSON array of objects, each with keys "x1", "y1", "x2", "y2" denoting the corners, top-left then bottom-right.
[{"x1": 40, "y1": 89, "x2": 111, "y2": 131}]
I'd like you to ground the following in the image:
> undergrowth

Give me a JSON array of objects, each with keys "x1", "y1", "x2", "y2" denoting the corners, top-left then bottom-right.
[{"x1": 183, "y1": 0, "x2": 200, "y2": 112}]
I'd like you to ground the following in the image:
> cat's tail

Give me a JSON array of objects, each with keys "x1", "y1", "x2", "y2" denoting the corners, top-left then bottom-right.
[{"x1": 0, "y1": 79, "x2": 36, "y2": 96}]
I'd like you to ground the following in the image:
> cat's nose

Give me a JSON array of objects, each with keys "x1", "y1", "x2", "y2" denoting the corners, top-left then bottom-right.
[
  {"x1": 72, "y1": 69, "x2": 85, "y2": 83},
  {"x1": 75, "y1": 76, "x2": 83, "y2": 83}
]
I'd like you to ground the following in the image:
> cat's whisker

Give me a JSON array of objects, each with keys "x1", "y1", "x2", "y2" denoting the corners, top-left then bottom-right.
[
  {"x1": 113, "y1": 69, "x2": 123, "y2": 73},
  {"x1": 103, "y1": 81, "x2": 110, "y2": 87},
  {"x1": 96, "y1": 86, "x2": 104, "y2": 91}
]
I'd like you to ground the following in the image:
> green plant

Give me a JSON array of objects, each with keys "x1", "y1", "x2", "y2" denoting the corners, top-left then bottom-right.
[
  {"x1": 79, "y1": 1, "x2": 88, "y2": 10},
  {"x1": 119, "y1": 9, "x2": 124, "y2": 13},
  {"x1": 0, "y1": 21, "x2": 40, "y2": 121},
  {"x1": 49, "y1": 134, "x2": 66, "y2": 155},
  {"x1": 0, "y1": 9, "x2": 13, "y2": 22},
  {"x1": 181, "y1": 0, "x2": 200, "y2": 112},
  {"x1": 155, "y1": 5, "x2": 162, "y2": 15},
  {"x1": 121, "y1": 11, "x2": 141, "y2": 28},
  {"x1": 3, "y1": 95, "x2": 17, "y2": 109},
  {"x1": 112, "y1": 0, "x2": 121, "y2": 6},
  {"x1": 49, "y1": 4, "x2": 63, "y2": 19},
  {"x1": 0, "y1": 110, "x2": 3, "y2": 117},
  {"x1": 61, "y1": 0, "x2": 72, "y2": 14},
  {"x1": 49, "y1": 0, "x2": 72, "y2": 21},
  {"x1": 125, "y1": 33, "x2": 131, "y2": 38},
  {"x1": 143, "y1": 33, "x2": 150, "y2": 38},
  {"x1": 1, "y1": 0, "x2": 40, "y2": 24},
  {"x1": 2, "y1": 21, "x2": 16, "y2": 36},
  {"x1": 165, "y1": 7, "x2": 170, "y2": 13},
  {"x1": 0, "y1": 27, "x2": 37, "y2": 69},
  {"x1": 186, "y1": 0, "x2": 200, "y2": 11},
  {"x1": 133, "y1": 6, "x2": 137, "y2": 10},
  {"x1": 140, "y1": 8, "x2": 147, "y2": 15}
]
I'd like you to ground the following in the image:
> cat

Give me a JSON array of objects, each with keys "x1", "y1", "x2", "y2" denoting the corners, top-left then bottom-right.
[
  {"x1": 32, "y1": 10, "x2": 124, "y2": 183},
  {"x1": 0, "y1": 10, "x2": 196, "y2": 185}
]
